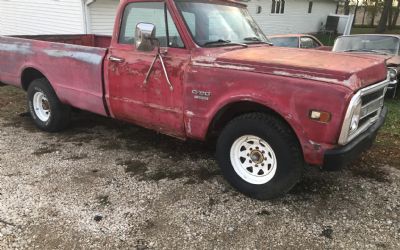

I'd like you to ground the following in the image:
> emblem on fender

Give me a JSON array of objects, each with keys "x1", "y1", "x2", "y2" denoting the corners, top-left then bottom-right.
[{"x1": 192, "y1": 90, "x2": 211, "y2": 100}]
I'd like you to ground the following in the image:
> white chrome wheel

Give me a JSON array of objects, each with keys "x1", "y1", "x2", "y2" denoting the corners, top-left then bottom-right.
[
  {"x1": 33, "y1": 92, "x2": 50, "y2": 122},
  {"x1": 230, "y1": 135, "x2": 277, "y2": 185}
]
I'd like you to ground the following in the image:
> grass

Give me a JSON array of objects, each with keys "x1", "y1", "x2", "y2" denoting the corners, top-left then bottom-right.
[
  {"x1": 314, "y1": 33, "x2": 338, "y2": 46},
  {"x1": 361, "y1": 97, "x2": 400, "y2": 168},
  {"x1": 381, "y1": 98, "x2": 400, "y2": 136},
  {"x1": 351, "y1": 27, "x2": 400, "y2": 35}
]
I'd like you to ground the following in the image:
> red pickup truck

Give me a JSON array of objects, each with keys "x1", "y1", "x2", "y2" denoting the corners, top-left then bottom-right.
[{"x1": 0, "y1": 0, "x2": 390, "y2": 199}]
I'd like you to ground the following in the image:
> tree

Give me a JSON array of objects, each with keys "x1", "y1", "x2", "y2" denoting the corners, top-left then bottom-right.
[
  {"x1": 353, "y1": 0, "x2": 360, "y2": 25},
  {"x1": 344, "y1": 0, "x2": 351, "y2": 15},
  {"x1": 376, "y1": 0, "x2": 393, "y2": 32},
  {"x1": 388, "y1": 0, "x2": 394, "y2": 29},
  {"x1": 362, "y1": 0, "x2": 369, "y2": 25},
  {"x1": 391, "y1": 0, "x2": 400, "y2": 27},
  {"x1": 370, "y1": 0, "x2": 379, "y2": 26}
]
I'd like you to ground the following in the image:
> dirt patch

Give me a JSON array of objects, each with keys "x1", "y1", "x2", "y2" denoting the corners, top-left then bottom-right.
[
  {"x1": 144, "y1": 165, "x2": 220, "y2": 183},
  {"x1": 98, "y1": 140, "x2": 122, "y2": 151},
  {"x1": 320, "y1": 226, "x2": 334, "y2": 239},
  {"x1": 117, "y1": 159, "x2": 148, "y2": 176},
  {"x1": 349, "y1": 161, "x2": 390, "y2": 183},
  {"x1": 32, "y1": 144, "x2": 60, "y2": 156},
  {"x1": 289, "y1": 174, "x2": 336, "y2": 197},
  {"x1": 363, "y1": 133, "x2": 400, "y2": 169},
  {"x1": 116, "y1": 158, "x2": 220, "y2": 183},
  {"x1": 2, "y1": 112, "x2": 38, "y2": 133},
  {"x1": 96, "y1": 195, "x2": 111, "y2": 207},
  {"x1": 63, "y1": 154, "x2": 88, "y2": 161}
]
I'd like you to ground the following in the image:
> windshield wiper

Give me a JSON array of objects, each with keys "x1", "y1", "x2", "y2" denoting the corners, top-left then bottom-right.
[
  {"x1": 342, "y1": 49, "x2": 388, "y2": 55},
  {"x1": 243, "y1": 37, "x2": 273, "y2": 45},
  {"x1": 203, "y1": 39, "x2": 248, "y2": 48}
]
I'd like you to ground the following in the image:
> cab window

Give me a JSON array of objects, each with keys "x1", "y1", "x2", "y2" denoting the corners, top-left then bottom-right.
[{"x1": 119, "y1": 2, "x2": 184, "y2": 48}]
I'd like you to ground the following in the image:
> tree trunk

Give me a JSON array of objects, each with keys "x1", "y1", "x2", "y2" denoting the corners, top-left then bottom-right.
[
  {"x1": 362, "y1": 5, "x2": 367, "y2": 25},
  {"x1": 336, "y1": 1, "x2": 339, "y2": 14},
  {"x1": 353, "y1": 0, "x2": 360, "y2": 26},
  {"x1": 345, "y1": 0, "x2": 351, "y2": 15},
  {"x1": 392, "y1": 0, "x2": 400, "y2": 27},
  {"x1": 371, "y1": 0, "x2": 378, "y2": 26},
  {"x1": 388, "y1": 0, "x2": 394, "y2": 29},
  {"x1": 376, "y1": 0, "x2": 393, "y2": 33}
]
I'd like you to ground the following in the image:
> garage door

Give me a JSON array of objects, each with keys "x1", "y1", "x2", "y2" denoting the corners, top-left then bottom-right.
[{"x1": 88, "y1": 0, "x2": 120, "y2": 35}]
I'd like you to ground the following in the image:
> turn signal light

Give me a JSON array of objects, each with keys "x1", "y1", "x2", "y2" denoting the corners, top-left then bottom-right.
[{"x1": 309, "y1": 110, "x2": 332, "y2": 123}]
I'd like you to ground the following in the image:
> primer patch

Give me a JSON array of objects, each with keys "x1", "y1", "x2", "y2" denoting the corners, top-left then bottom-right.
[
  {"x1": 0, "y1": 42, "x2": 33, "y2": 55},
  {"x1": 44, "y1": 49, "x2": 103, "y2": 65}
]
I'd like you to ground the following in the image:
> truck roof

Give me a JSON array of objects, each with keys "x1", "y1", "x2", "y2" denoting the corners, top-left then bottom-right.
[{"x1": 120, "y1": 0, "x2": 247, "y2": 7}]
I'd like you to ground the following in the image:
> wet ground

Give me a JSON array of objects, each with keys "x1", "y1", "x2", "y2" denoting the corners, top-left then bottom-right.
[{"x1": 0, "y1": 85, "x2": 399, "y2": 249}]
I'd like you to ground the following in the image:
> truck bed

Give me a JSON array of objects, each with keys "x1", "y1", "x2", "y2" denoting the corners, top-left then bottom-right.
[
  {"x1": 14, "y1": 34, "x2": 112, "y2": 48},
  {"x1": 0, "y1": 34, "x2": 110, "y2": 116}
]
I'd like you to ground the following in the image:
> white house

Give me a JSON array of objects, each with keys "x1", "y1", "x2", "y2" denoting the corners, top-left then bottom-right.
[{"x1": 0, "y1": 0, "x2": 337, "y2": 36}]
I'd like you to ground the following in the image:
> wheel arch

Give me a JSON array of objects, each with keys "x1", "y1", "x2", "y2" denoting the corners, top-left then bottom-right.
[
  {"x1": 206, "y1": 101, "x2": 304, "y2": 155},
  {"x1": 21, "y1": 67, "x2": 48, "y2": 91}
]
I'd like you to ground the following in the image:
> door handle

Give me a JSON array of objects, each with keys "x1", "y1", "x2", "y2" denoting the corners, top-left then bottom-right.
[{"x1": 109, "y1": 56, "x2": 125, "y2": 63}]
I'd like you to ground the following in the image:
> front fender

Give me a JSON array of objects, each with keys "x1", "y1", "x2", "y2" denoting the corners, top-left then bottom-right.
[{"x1": 183, "y1": 66, "x2": 352, "y2": 165}]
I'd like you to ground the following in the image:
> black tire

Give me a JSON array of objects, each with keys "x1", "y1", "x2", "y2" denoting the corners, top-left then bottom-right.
[
  {"x1": 216, "y1": 112, "x2": 303, "y2": 200},
  {"x1": 27, "y1": 78, "x2": 71, "y2": 132}
]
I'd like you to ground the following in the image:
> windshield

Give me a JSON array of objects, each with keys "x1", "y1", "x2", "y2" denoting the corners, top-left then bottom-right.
[
  {"x1": 174, "y1": 0, "x2": 269, "y2": 47},
  {"x1": 333, "y1": 35, "x2": 400, "y2": 55},
  {"x1": 269, "y1": 37, "x2": 299, "y2": 48}
]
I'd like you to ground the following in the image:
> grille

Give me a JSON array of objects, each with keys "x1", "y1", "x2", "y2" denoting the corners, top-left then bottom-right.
[
  {"x1": 346, "y1": 81, "x2": 388, "y2": 143},
  {"x1": 339, "y1": 77, "x2": 390, "y2": 145}
]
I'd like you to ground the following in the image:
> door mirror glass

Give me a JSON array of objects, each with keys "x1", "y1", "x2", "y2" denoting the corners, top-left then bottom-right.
[{"x1": 135, "y1": 22, "x2": 156, "y2": 51}]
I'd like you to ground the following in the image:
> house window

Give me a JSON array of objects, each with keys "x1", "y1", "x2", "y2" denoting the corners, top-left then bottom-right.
[
  {"x1": 308, "y1": 1, "x2": 313, "y2": 14},
  {"x1": 271, "y1": 0, "x2": 285, "y2": 14}
]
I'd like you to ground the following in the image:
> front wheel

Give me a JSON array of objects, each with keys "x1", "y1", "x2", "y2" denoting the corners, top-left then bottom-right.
[
  {"x1": 27, "y1": 78, "x2": 71, "y2": 132},
  {"x1": 216, "y1": 113, "x2": 303, "y2": 200}
]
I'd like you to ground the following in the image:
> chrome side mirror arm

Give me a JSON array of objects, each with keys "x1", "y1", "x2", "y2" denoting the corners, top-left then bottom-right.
[{"x1": 143, "y1": 41, "x2": 173, "y2": 91}]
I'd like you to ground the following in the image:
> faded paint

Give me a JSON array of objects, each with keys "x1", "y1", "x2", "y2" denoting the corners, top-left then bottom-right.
[
  {"x1": 215, "y1": 46, "x2": 387, "y2": 90},
  {"x1": 0, "y1": 42, "x2": 33, "y2": 55},
  {"x1": 273, "y1": 70, "x2": 345, "y2": 85},
  {"x1": 44, "y1": 49, "x2": 103, "y2": 65},
  {"x1": 192, "y1": 61, "x2": 255, "y2": 71},
  {"x1": 0, "y1": 0, "x2": 390, "y2": 168},
  {"x1": 185, "y1": 111, "x2": 195, "y2": 117}
]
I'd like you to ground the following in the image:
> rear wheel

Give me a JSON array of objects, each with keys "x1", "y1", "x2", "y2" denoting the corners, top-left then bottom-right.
[
  {"x1": 216, "y1": 113, "x2": 303, "y2": 200},
  {"x1": 27, "y1": 78, "x2": 71, "y2": 132}
]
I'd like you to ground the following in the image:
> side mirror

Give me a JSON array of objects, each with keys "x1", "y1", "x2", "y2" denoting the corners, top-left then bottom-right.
[{"x1": 135, "y1": 22, "x2": 156, "y2": 52}]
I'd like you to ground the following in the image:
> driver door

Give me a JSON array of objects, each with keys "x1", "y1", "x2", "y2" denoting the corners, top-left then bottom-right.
[{"x1": 106, "y1": 1, "x2": 189, "y2": 137}]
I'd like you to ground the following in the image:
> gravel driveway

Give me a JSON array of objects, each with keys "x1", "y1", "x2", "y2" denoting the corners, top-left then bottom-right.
[{"x1": 0, "y1": 85, "x2": 399, "y2": 249}]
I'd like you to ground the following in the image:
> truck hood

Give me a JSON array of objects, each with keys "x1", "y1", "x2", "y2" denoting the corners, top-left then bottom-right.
[{"x1": 192, "y1": 46, "x2": 388, "y2": 91}]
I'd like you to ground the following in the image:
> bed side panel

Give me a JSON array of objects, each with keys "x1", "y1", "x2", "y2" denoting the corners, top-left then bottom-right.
[{"x1": 0, "y1": 36, "x2": 108, "y2": 116}]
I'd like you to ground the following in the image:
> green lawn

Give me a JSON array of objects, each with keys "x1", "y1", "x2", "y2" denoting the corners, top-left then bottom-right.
[
  {"x1": 313, "y1": 33, "x2": 338, "y2": 46},
  {"x1": 351, "y1": 27, "x2": 400, "y2": 35},
  {"x1": 382, "y1": 98, "x2": 400, "y2": 136},
  {"x1": 366, "y1": 97, "x2": 400, "y2": 168}
]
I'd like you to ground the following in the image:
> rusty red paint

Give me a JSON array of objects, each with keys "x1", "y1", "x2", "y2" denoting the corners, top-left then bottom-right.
[{"x1": 0, "y1": 0, "x2": 389, "y2": 166}]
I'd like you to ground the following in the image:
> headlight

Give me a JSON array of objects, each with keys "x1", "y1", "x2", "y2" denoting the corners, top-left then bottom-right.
[
  {"x1": 349, "y1": 99, "x2": 362, "y2": 134},
  {"x1": 338, "y1": 92, "x2": 362, "y2": 145},
  {"x1": 388, "y1": 67, "x2": 397, "y2": 81}
]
